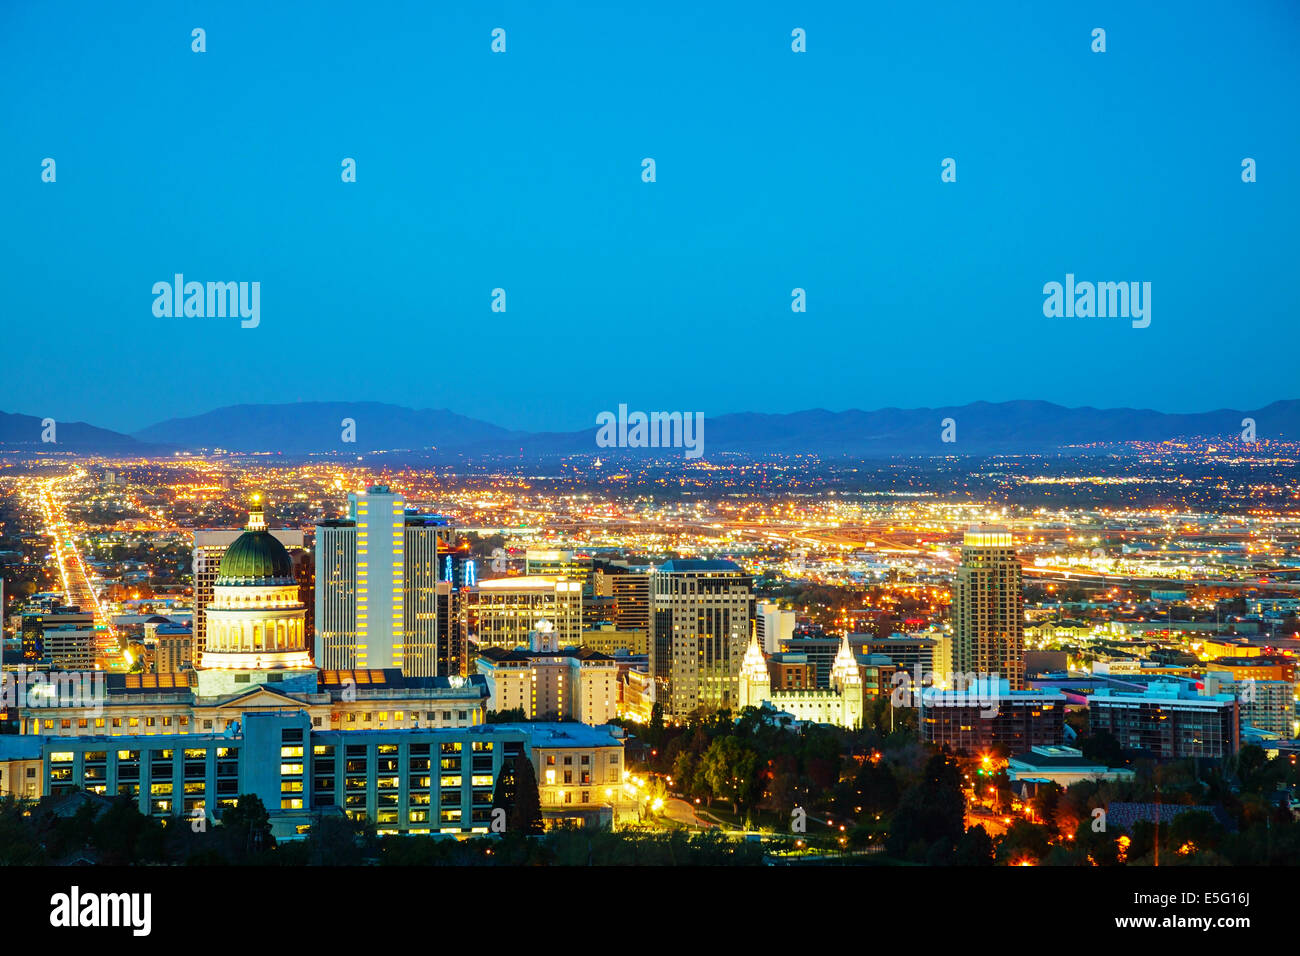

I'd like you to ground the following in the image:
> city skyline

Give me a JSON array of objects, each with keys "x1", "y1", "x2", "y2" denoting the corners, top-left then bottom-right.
[{"x1": 1, "y1": 0, "x2": 1297, "y2": 910}]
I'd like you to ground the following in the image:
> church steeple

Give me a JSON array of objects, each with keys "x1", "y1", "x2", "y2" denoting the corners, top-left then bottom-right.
[
  {"x1": 830, "y1": 633, "x2": 861, "y2": 690},
  {"x1": 738, "y1": 634, "x2": 771, "y2": 710}
]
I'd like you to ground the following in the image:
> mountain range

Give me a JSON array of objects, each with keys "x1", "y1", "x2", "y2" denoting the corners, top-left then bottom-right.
[{"x1": 1, "y1": 400, "x2": 1297, "y2": 458}]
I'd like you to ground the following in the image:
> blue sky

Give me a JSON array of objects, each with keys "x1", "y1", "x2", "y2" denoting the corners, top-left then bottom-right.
[{"x1": 2, "y1": 0, "x2": 1297, "y2": 433}]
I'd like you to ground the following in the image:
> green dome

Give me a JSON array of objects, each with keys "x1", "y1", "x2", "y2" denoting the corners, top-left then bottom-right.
[{"x1": 216, "y1": 529, "x2": 294, "y2": 585}]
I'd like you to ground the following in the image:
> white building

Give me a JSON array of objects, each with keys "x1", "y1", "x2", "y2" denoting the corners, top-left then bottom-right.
[
  {"x1": 736, "y1": 633, "x2": 863, "y2": 729},
  {"x1": 198, "y1": 503, "x2": 315, "y2": 696},
  {"x1": 475, "y1": 622, "x2": 618, "y2": 725},
  {"x1": 755, "y1": 601, "x2": 796, "y2": 654},
  {"x1": 1006, "y1": 745, "x2": 1135, "y2": 787}
]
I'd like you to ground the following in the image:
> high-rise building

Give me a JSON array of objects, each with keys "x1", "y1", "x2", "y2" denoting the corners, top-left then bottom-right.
[
  {"x1": 1205, "y1": 671, "x2": 1292, "y2": 739},
  {"x1": 651, "y1": 559, "x2": 754, "y2": 719},
  {"x1": 952, "y1": 526, "x2": 1025, "y2": 691},
  {"x1": 755, "y1": 601, "x2": 796, "y2": 654},
  {"x1": 314, "y1": 487, "x2": 455, "y2": 676},
  {"x1": 193, "y1": 516, "x2": 304, "y2": 660},
  {"x1": 152, "y1": 624, "x2": 194, "y2": 674},
  {"x1": 593, "y1": 563, "x2": 651, "y2": 633},
  {"x1": 920, "y1": 679, "x2": 1066, "y2": 753},
  {"x1": 465, "y1": 577, "x2": 583, "y2": 652}
]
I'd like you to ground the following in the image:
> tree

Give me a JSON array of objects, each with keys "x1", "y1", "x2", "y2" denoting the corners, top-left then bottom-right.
[
  {"x1": 671, "y1": 750, "x2": 698, "y2": 797},
  {"x1": 852, "y1": 760, "x2": 899, "y2": 817},
  {"x1": 954, "y1": 824, "x2": 995, "y2": 865},
  {"x1": 648, "y1": 703, "x2": 666, "y2": 749},
  {"x1": 221, "y1": 793, "x2": 275, "y2": 860},
  {"x1": 93, "y1": 795, "x2": 165, "y2": 865},
  {"x1": 305, "y1": 814, "x2": 368, "y2": 865},
  {"x1": 1078, "y1": 729, "x2": 1126, "y2": 768},
  {"x1": 996, "y1": 819, "x2": 1053, "y2": 865},
  {"x1": 1167, "y1": 809, "x2": 1225, "y2": 856},
  {"x1": 886, "y1": 751, "x2": 966, "y2": 862},
  {"x1": 493, "y1": 754, "x2": 543, "y2": 834},
  {"x1": 701, "y1": 736, "x2": 759, "y2": 815}
]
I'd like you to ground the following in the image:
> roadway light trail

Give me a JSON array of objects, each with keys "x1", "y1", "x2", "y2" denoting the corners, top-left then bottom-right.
[{"x1": 37, "y1": 470, "x2": 122, "y2": 669}]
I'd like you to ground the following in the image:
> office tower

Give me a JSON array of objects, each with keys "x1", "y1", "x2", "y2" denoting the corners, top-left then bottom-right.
[
  {"x1": 314, "y1": 487, "x2": 455, "y2": 676},
  {"x1": 779, "y1": 628, "x2": 841, "y2": 688},
  {"x1": 610, "y1": 570, "x2": 650, "y2": 633},
  {"x1": 852, "y1": 631, "x2": 952, "y2": 685},
  {"x1": 403, "y1": 514, "x2": 450, "y2": 678},
  {"x1": 593, "y1": 562, "x2": 651, "y2": 633},
  {"x1": 154, "y1": 625, "x2": 194, "y2": 674},
  {"x1": 20, "y1": 607, "x2": 93, "y2": 665},
  {"x1": 651, "y1": 559, "x2": 754, "y2": 718},
  {"x1": 920, "y1": 679, "x2": 1067, "y2": 752},
  {"x1": 193, "y1": 518, "x2": 304, "y2": 660},
  {"x1": 435, "y1": 580, "x2": 466, "y2": 676},
  {"x1": 755, "y1": 601, "x2": 796, "y2": 654},
  {"x1": 465, "y1": 577, "x2": 583, "y2": 651},
  {"x1": 952, "y1": 526, "x2": 1025, "y2": 691},
  {"x1": 1204, "y1": 671, "x2": 1292, "y2": 738},
  {"x1": 584, "y1": 595, "x2": 618, "y2": 628},
  {"x1": 40, "y1": 623, "x2": 96, "y2": 670}
]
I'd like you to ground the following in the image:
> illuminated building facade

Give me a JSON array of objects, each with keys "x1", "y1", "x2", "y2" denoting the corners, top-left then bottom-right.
[
  {"x1": 193, "y1": 523, "x2": 305, "y2": 660},
  {"x1": 197, "y1": 502, "x2": 314, "y2": 697},
  {"x1": 21, "y1": 505, "x2": 488, "y2": 738},
  {"x1": 1088, "y1": 682, "x2": 1239, "y2": 758},
  {"x1": 314, "y1": 488, "x2": 454, "y2": 677},
  {"x1": 19, "y1": 608, "x2": 92, "y2": 667},
  {"x1": 953, "y1": 526, "x2": 1025, "y2": 691},
  {"x1": 737, "y1": 634, "x2": 863, "y2": 729},
  {"x1": 920, "y1": 681, "x2": 1066, "y2": 753},
  {"x1": 755, "y1": 601, "x2": 796, "y2": 654},
  {"x1": 651, "y1": 559, "x2": 754, "y2": 718},
  {"x1": 525, "y1": 549, "x2": 592, "y2": 585},
  {"x1": 475, "y1": 623, "x2": 618, "y2": 725},
  {"x1": 466, "y1": 577, "x2": 583, "y2": 651},
  {"x1": 19, "y1": 711, "x2": 630, "y2": 836},
  {"x1": 593, "y1": 564, "x2": 651, "y2": 633},
  {"x1": 580, "y1": 623, "x2": 647, "y2": 657}
]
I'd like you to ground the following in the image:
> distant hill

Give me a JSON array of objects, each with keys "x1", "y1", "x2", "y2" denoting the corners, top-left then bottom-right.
[
  {"x1": 0, "y1": 411, "x2": 152, "y2": 452},
  {"x1": 125, "y1": 399, "x2": 1300, "y2": 458},
  {"x1": 132, "y1": 402, "x2": 523, "y2": 455}
]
